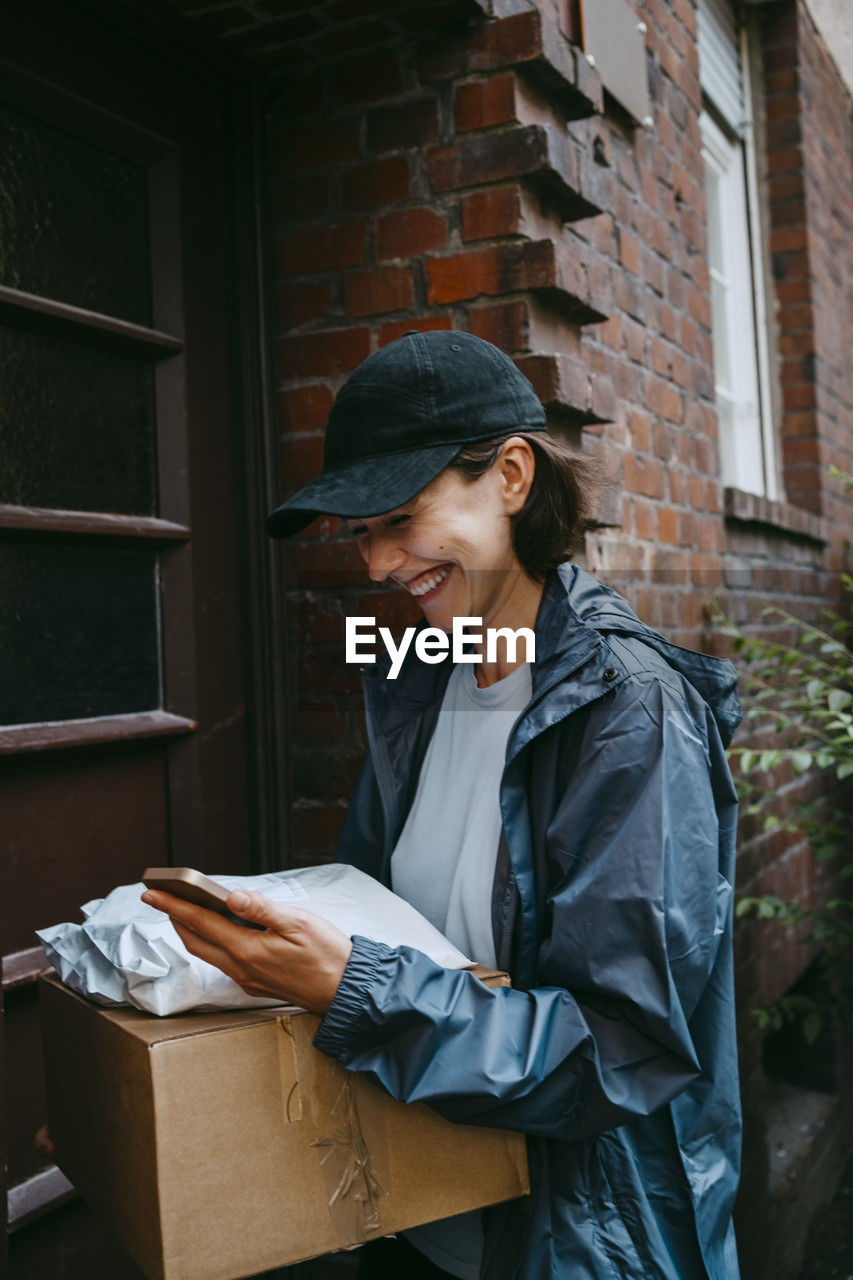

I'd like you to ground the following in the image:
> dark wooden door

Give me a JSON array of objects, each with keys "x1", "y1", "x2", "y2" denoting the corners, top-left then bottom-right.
[{"x1": 1, "y1": 3, "x2": 258, "y2": 1273}]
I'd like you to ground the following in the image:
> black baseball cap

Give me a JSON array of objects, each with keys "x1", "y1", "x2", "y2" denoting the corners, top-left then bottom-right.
[{"x1": 266, "y1": 330, "x2": 547, "y2": 539}]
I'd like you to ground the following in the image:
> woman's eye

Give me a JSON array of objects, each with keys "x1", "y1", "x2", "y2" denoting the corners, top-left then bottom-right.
[{"x1": 388, "y1": 514, "x2": 410, "y2": 527}]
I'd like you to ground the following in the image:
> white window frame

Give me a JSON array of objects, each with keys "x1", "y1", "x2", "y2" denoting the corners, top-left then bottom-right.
[{"x1": 699, "y1": 10, "x2": 780, "y2": 500}]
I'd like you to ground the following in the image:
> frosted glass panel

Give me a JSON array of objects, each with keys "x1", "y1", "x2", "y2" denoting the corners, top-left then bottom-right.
[
  {"x1": 0, "y1": 543, "x2": 160, "y2": 725},
  {"x1": 0, "y1": 101, "x2": 152, "y2": 324},
  {"x1": 0, "y1": 327, "x2": 156, "y2": 514}
]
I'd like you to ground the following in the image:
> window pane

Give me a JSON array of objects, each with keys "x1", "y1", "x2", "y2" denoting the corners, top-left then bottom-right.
[
  {"x1": 0, "y1": 542, "x2": 160, "y2": 725},
  {"x1": 0, "y1": 101, "x2": 152, "y2": 325},
  {"x1": 0, "y1": 327, "x2": 156, "y2": 515}
]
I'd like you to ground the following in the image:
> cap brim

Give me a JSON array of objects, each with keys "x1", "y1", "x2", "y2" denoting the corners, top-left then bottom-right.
[{"x1": 266, "y1": 442, "x2": 464, "y2": 539}]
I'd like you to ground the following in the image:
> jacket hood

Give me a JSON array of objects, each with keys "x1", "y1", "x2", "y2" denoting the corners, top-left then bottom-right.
[{"x1": 554, "y1": 564, "x2": 743, "y2": 749}]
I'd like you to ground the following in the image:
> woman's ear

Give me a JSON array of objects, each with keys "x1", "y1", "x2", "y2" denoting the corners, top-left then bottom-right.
[{"x1": 497, "y1": 437, "x2": 536, "y2": 515}]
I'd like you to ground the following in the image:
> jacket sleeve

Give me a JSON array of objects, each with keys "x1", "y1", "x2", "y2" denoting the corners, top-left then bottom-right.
[{"x1": 313, "y1": 673, "x2": 733, "y2": 1142}]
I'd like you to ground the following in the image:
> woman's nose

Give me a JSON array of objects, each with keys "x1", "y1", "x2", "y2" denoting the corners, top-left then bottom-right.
[{"x1": 365, "y1": 532, "x2": 406, "y2": 582}]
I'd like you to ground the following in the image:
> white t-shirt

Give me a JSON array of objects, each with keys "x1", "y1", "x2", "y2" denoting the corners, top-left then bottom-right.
[{"x1": 391, "y1": 659, "x2": 532, "y2": 1280}]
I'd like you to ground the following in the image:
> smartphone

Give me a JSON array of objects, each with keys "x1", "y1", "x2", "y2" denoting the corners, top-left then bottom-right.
[{"x1": 142, "y1": 867, "x2": 265, "y2": 929}]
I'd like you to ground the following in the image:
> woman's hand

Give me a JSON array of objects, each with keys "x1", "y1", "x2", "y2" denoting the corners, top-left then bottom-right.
[{"x1": 139, "y1": 888, "x2": 353, "y2": 1014}]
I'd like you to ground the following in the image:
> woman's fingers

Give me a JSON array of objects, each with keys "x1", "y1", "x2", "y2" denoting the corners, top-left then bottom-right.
[{"x1": 140, "y1": 886, "x2": 353, "y2": 1011}]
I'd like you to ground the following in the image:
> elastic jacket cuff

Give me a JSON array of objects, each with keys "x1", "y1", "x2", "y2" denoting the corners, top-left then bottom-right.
[{"x1": 313, "y1": 933, "x2": 390, "y2": 1059}]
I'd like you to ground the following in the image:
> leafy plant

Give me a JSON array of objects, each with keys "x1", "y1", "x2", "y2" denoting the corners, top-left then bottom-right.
[{"x1": 711, "y1": 467, "x2": 853, "y2": 1043}]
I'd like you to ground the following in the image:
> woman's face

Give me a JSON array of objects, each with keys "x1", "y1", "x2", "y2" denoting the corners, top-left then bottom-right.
[{"x1": 345, "y1": 439, "x2": 537, "y2": 632}]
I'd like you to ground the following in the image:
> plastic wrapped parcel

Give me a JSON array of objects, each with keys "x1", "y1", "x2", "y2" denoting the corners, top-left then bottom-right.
[{"x1": 37, "y1": 864, "x2": 472, "y2": 1016}]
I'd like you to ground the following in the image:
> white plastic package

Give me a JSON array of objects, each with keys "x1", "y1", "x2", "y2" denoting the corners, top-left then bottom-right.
[{"x1": 36, "y1": 863, "x2": 472, "y2": 1016}]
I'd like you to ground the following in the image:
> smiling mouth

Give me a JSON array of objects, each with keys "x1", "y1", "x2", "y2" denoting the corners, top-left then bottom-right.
[{"x1": 407, "y1": 564, "x2": 452, "y2": 598}]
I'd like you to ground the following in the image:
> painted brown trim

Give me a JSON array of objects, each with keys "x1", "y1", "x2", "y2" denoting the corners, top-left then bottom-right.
[
  {"x1": 0, "y1": 285, "x2": 182, "y2": 358},
  {"x1": 0, "y1": 506, "x2": 190, "y2": 541},
  {"x1": 0, "y1": 711, "x2": 196, "y2": 757}
]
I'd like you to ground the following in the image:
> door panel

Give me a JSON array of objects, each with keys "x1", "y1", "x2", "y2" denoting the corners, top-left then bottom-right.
[
  {"x1": 2, "y1": 746, "x2": 169, "y2": 957},
  {"x1": 1, "y1": 2, "x2": 255, "y2": 1272}
]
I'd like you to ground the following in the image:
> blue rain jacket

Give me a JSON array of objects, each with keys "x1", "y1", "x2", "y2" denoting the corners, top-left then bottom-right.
[{"x1": 314, "y1": 563, "x2": 743, "y2": 1279}]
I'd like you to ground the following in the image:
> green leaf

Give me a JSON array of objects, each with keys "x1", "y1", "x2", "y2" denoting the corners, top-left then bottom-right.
[
  {"x1": 837, "y1": 760, "x2": 853, "y2": 780},
  {"x1": 828, "y1": 689, "x2": 853, "y2": 713},
  {"x1": 791, "y1": 751, "x2": 813, "y2": 773},
  {"x1": 739, "y1": 750, "x2": 757, "y2": 772},
  {"x1": 806, "y1": 679, "x2": 824, "y2": 702}
]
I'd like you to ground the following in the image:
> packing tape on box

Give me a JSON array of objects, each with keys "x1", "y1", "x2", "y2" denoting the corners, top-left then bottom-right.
[{"x1": 277, "y1": 1016, "x2": 389, "y2": 1247}]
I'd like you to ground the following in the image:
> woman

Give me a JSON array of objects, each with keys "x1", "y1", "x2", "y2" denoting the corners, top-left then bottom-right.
[{"x1": 142, "y1": 331, "x2": 743, "y2": 1280}]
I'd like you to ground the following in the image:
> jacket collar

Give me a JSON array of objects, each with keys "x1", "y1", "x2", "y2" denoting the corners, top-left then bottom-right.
[{"x1": 362, "y1": 561, "x2": 741, "y2": 748}]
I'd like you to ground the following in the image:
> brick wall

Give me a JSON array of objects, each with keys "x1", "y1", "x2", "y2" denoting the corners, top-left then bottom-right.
[
  {"x1": 268, "y1": 4, "x2": 608, "y2": 864},
  {"x1": 266, "y1": 3, "x2": 852, "y2": 1272}
]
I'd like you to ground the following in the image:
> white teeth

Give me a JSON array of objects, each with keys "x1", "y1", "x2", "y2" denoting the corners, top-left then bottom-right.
[{"x1": 410, "y1": 566, "x2": 450, "y2": 597}]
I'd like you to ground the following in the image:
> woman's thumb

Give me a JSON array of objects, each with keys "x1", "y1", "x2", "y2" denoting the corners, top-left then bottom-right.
[{"x1": 228, "y1": 889, "x2": 253, "y2": 913}]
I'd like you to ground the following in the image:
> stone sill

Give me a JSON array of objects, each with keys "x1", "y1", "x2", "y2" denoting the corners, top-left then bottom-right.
[{"x1": 724, "y1": 486, "x2": 829, "y2": 544}]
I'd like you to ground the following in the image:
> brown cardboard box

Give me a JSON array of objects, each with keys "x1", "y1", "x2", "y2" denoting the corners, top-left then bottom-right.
[{"x1": 39, "y1": 970, "x2": 529, "y2": 1280}]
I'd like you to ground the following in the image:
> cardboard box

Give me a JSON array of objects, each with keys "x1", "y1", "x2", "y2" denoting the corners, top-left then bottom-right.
[{"x1": 39, "y1": 970, "x2": 529, "y2": 1280}]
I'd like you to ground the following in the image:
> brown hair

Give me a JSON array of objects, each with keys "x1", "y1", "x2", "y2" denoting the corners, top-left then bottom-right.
[{"x1": 448, "y1": 432, "x2": 606, "y2": 581}]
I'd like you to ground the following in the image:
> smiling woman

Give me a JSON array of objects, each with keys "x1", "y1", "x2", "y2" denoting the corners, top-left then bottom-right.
[{"x1": 162, "y1": 331, "x2": 745, "y2": 1280}]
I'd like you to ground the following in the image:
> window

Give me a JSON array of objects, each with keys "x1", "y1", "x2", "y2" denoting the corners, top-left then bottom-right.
[{"x1": 698, "y1": 0, "x2": 779, "y2": 499}]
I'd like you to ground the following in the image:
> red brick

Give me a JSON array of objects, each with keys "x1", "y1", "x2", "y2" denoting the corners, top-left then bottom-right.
[
  {"x1": 366, "y1": 97, "x2": 439, "y2": 152},
  {"x1": 455, "y1": 73, "x2": 518, "y2": 132},
  {"x1": 634, "y1": 498, "x2": 657, "y2": 540},
  {"x1": 375, "y1": 206, "x2": 447, "y2": 260},
  {"x1": 276, "y1": 221, "x2": 365, "y2": 275},
  {"x1": 273, "y1": 120, "x2": 360, "y2": 170},
  {"x1": 668, "y1": 468, "x2": 689, "y2": 505},
  {"x1": 629, "y1": 410, "x2": 652, "y2": 451},
  {"x1": 657, "y1": 506, "x2": 678, "y2": 544},
  {"x1": 427, "y1": 124, "x2": 577, "y2": 196},
  {"x1": 279, "y1": 434, "x2": 324, "y2": 489},
  {"x1": 767, "y1": 172, "x2": 805, "y2": 201},
  {"x1": 460, "y1": 186, "x2": 524, "y2": 241},
  {"x1": 344, "y1": 265, "x2": 414, "y2": 316},
  {"x1": 696, "y1": 516, "x2": 723, "y2": 552},
  {"x1": 644, "y1": 373, "x2": 682, "y2": 423},
  {"x1": 780, "y1": 437, "x2": 822, "y2": 464},
  {"x1": 417, "y1": 10, "x2": 549, "y2": 84},
  {"x1": 331, "y1": 50, "x2": 404, "y2": 106},
  {"x1": 775, "y1": 279, "x2": 812, "y2": 303},
  {"x1": 341, "y1": 156, "x2": 410, "y2": 210},
  {"x1": 619, "y1": 229, "x2": 642, "y2": 276},
  {"x1": 782, "y1": 383, "x2": 816, "y2": 409},
  {"x1": 378, "y1": 315, "x2": 453, "y2": 345},
  {"x1": 277, "y1": 278, "x2": 334, "y2": 330},
  {"x1": 426, "y1": 241, "x2": 553, "y2": 304},
  {"x1": 770, "y1": 225, "x2": 808, "y2": 252},
  {"x1": 278, "y1": 383, "x2": 334, "y2": 433},
  {"x1": 468, "y1": 299, "x2": 530, "y2": 351},
  {"x1": 653, "y1": 420, "x2": 674, "y2": 460},
  {"x1": 623, "y1": 453, "x2": 666, "y2": 499},
  {"x1": 280, "y1": 327, "x2": 371, "y2": 379},
  {"x1": 686, "y1": 283, "x2": 711, "y2": 328},
  {"x1": 766, "y1": 145, "x2": 802, "y2": 174}
]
